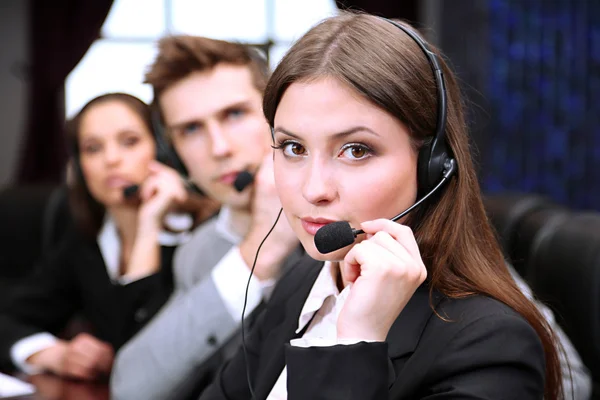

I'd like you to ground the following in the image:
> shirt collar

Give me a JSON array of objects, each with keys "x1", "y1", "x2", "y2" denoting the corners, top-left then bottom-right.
[
  {"x1": 296, "y1": 261, "x2": 341, "y2": 334},
  {"x1": 97, "y1": 215, "x2": 190, "y2": 281},
  {"x1": 214, "y1": 206, "x2": 245, "y2": 244}
]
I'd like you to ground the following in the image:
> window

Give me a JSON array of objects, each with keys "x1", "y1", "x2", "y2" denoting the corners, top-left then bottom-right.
[{"x1": 66, "y1": 0, "x2": 338, "y2": 117}]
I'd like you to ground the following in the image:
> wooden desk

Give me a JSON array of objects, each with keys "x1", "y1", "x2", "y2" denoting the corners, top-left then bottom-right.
[{"x1": 3, "y1": 374, "x2": 108, "y2": 400}]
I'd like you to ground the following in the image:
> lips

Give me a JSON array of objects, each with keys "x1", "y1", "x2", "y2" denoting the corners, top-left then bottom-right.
[
  {"x1": 300, "y1": 217, "x2": 337, "y2": 236},
  {"x1": 105, "y1": 176, "x2": 134, "y2": 189},
  {"x1": 218, "y1": 171, "x2": 240, "y2": 185}
]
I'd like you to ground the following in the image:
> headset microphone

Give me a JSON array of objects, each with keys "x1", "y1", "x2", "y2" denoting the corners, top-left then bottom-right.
[
  {"x1": 233, "y1": 170, "x2": 254, "y2": 192},
  {"x1": 121, "y1": 178, "x2": 205, "y2": 199},
  {"x1": 123, "y1": 184, "x2": 140, "y2": 199},
  {"x1": 314, "y1": 159, "x2": 457, "y2": 254}
]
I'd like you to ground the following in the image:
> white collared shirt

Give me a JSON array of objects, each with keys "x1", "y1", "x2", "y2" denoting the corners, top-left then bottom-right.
[
  {"x1": 210, "y1": 206, "x2": 277, "y2": 322},
  {"x1": 267, "y1": 262, "x2": 361, "y2": 400}
]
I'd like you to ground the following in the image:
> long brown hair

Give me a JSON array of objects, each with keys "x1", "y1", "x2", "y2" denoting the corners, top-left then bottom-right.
[
  {"x1": 66, "y1": 93, "x2": 153, "y2": 238},
  {"x1": 263, "y1": 12, "x2": 562, "y2": 399}
]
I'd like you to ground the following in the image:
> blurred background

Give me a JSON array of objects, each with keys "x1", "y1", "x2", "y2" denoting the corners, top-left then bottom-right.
[
  {"x1": 0, "y1": 0, "x2": 599, "y2": 396},
  {"x1": 0, "y1": 0, "x2": 598, "y2": 209}
]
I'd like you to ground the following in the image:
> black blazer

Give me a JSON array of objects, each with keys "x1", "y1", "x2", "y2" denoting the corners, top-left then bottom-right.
[
  {"x1": 200, "y1": 254, "x2": 546, "y2": 399},
  {"x1": 0, "y1": 228, "x2": 175, "y2": 371}
]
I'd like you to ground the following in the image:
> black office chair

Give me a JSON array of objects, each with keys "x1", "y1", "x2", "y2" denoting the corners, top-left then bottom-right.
[
  {"x1": 0, "y1": 184, "x2": 72, "y2": 307},
  {"x1": 0, "y1": 184, "x2": 57, "y2": 282},
  {"x1": 483, "y1": 193, "x2": 559, "y2": 265},
  {"x1": 527, "y1": 212, "x2": 600, "y2": 396},
  {"x1": 510, "y1": 206, "x2": 570, "y2": 278}
]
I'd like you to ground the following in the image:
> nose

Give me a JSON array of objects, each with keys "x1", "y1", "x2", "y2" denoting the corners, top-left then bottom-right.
[
  {"x1": 208, "y1": 122, "x2": 233, "y2": 158},
  {"x1": 103, "y1": 142, "x2": 122, "y2": 165},
  {"x1": 302, "y1": 157, "x2": 337, "y2": 206}
]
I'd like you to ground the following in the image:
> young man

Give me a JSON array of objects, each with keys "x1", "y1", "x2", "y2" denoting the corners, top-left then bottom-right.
[{"x1": 109, "y1": 36, "x2": 301, "y2": 400}]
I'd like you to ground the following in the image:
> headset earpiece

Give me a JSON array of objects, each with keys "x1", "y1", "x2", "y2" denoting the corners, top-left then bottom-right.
[
  {"x1": 150, "y1": 106, "x2": 188, "y2": 173},
  {"x1": 417, "y1": 138, "x2": 452, "y2": 195},
  {"x1": 383, "y1": 18, "x2": 456, "y2": 195},
  {"x1": 150, "y1": 101, "x2": 205, "y2": 196}
]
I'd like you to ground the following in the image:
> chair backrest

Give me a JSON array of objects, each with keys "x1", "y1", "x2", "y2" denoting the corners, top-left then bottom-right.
[
  {"x1": 511, "y1": 207, "x2": 570, "y2": 277},
  {"x1": 483, "y1": 193, "x2": 560, "y2": 268},
  {"x1": 0, "y1": 184, "x2": 57, "y2": 280},
  {"x1": 527, "y1": 212, "x2": 600, "y2": 388}
]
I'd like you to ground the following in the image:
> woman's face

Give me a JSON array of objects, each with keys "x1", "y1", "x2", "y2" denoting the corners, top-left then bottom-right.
[
  {"x1": 273, "y1": 77, "x2": 419, "y2": 261},
  {"x1": 78, "y1": 100, "x2": 156, "y2": 207}
]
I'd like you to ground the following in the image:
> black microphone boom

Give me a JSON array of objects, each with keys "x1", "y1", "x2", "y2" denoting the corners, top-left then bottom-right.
[{"x1": 314, "y1": 159, "x2": 457, "y2": 254}]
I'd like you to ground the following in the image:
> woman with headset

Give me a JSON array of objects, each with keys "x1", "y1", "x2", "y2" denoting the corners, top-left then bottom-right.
[
  {"x1": 0, "y1": 93, "x2": 190, "y2": 381},
  {"x1": 199, "y1": 12, "x2": 563, "y2": 399}
]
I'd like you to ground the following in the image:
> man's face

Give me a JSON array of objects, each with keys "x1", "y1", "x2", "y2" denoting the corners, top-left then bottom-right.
[{"x1": 160, "y1": 64, "x2": 271, "y2": 209}]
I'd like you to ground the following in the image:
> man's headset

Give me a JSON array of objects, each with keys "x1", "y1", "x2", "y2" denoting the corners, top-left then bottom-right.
[
  {"x1": 148, "y1": 103, "x2": 206, "y2": 196},
  {"x1": 142, "y1": 38, "x2": 271, "y2": 197},
  {"x1": 241, "y1": 17, "x2": 459, "y2": 398}
]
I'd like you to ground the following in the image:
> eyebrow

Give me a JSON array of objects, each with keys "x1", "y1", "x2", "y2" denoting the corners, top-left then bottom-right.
[
  {"x1": 168, "y1": 100, "x2": 253, "y2": 131},
  {"x1": 80, "y1": 128, "x2": 142, "y2": 141},
  {"x1": 273, "y1": 126, "x2": 380, "y2": 140}
]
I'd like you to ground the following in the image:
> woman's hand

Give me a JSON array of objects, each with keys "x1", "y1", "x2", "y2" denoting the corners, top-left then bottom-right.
[
  {"x1": 27, "y1": 333, "x2": 114, "y2": 381},
  {"x1": 137, "y1": 161, "x2": 188, "y2": 231},
  {"x1": 337, "y1": 219, "x2": 427, "y2": 342}
]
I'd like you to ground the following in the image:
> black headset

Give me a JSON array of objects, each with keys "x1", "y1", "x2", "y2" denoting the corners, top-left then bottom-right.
[
  {"x1": 243, "y1": 17, "x2": 459, "y2": 396},
  {"x1": 69, "y1": 108, "x2": 181, "y2": 191},
  {"x1": 383, "y1": 18, "x2": 456, "y2": 195},
  {"x1": 150, "y1": 102, "x2": 192, "y2": 177}
]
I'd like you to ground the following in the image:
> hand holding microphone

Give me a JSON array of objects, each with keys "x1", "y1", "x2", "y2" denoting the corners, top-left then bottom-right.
[
  {"x1": 337, "y1": 219, "x2": 427, "y2": 342},
  {"x1": 135, "y1": 161, "x2": 189, "y2": 230},
  {"x1": 314, "y1": 159, "x2": 457, "y2": 254}
]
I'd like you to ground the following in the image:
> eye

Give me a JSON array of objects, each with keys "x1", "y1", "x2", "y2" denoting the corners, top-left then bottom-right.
[
  {"x1": 81, "y1": 143, "x2": 101, "y2": 154},
  {"x1": 339, "y1": 143, "x2": 372, "y2": 160},
  {"x1": 182, "y1": 122, "x2": 202, "y2": 136},
  {"x1": 288, "y1": 142, "x2": 306, "y2": 156},
  {"x1": 226, "y1": 107, "x2": 246, "y2": 120},
  {"x1": 273, "y1": 140, "x2": 307, "y2": 157},
  {"x1": 122, "y1": 136, "x2": 140, "y2": 147}
]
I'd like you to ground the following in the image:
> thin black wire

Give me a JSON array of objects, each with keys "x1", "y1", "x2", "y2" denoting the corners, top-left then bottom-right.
[{"x1": 241, "y1": 207, "x2": 284, "y2": 399}]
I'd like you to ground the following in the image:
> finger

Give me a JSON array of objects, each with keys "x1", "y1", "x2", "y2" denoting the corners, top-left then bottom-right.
[
  {"x1": 96, "y1": 348, "x2": 114, "y2": 374},
  {"x1": 139, "y1": 176, "x2": 161, "y2": 201},
  {"x1": 343, "y1": 240, "x2": 396, "y2": 282},
  {"x1": 71, "y1": 335, "x2": 107, "y2": 359},
  {"x1": 71, "y1": 337, "x2": 113, "y2": 374},
  {"x1": 360, "y1": 219, "x2": 422, "y2": 260},
  {"x1": 148, "y1": 160, "x2": 168, "y2": 173},
  {"x1": 367, "y1": 231, "x2": 414, "y2": 264},
  {"x1": 67, "y1": 345, "x2": 97, "y2": 370},
  {"x1": 171, "y1": 180, "x2": 188, "y2": 203},
  {"x1": 72, "y1": 332, "x2": 95, "y2": 342},
  {"x1": 63, "y1": 355, "x2": 97, "y2": 380},
  {"x1": 93, "y1": 343, "x2": 114, "y2": 373},
  {"x1": 149, "y1": 168, "x2": 188, "y2": 202}
]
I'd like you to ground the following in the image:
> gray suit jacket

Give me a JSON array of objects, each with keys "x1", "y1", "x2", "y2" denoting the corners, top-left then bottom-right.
[
  {"x1": 110, "y1": 217, "x2": 238, "y2": 400},
  {"x1": 110, "y1": 216, "x2": 303, "y2": 400}
]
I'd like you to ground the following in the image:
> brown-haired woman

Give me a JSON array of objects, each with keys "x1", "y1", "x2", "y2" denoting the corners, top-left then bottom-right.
[
  {"x1": 0, "y1": 93, "x2": 189, "y2": 381},
  {"x1": 199, "y1": 12, "x2": 563, "y2": 400}
]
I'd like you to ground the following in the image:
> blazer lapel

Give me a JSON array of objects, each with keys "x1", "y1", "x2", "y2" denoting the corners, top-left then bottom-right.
[
  {"x1": 253, "y1": 255, "x2": 324, "y2": 400},
  {"x1": 386, "y1": 284, "x2": 444, "y2": 366}
]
